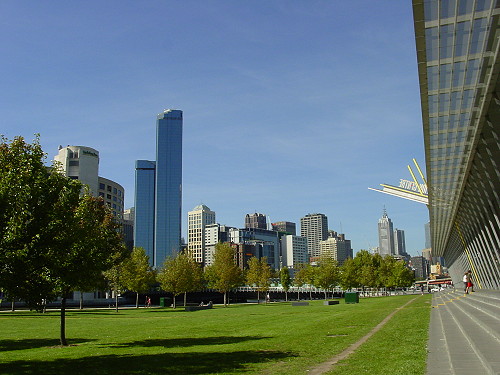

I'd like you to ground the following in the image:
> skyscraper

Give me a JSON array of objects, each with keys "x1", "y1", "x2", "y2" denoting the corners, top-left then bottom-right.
[
  {"x1": 413, "y1": 0, "x2": 500, "y2": 289},
  {"x1": 188, "y1": 204, "x2": 215, "y2": 264},
  {"x1": 394, "y1": 229, "x2": 406, "y2": 256},
  {"x1": 245, "y1": 213, "x2": 267, "y2": 229},
  {"x1": 272, "y1": 221, "x2": 297, "y2": 235},
  {"x1": 300, "y1": 213, "x2": 328, "y2": 259},
  {"x1": 134, "y1": 109, "x2": 183, "y2": 268},
  {"x1": 378, "y1": 209, "x2": 394, "y2": 256}
]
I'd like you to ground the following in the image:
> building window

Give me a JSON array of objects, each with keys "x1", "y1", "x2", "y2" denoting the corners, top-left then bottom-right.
[
  {"x1": 107, "y1": 194, "x2": 111, "y2": 199},
  {"x1": 107, "y1": 185, "x2": 112, "y2": 192},
  {"x1": 69, "y1": 160, "x2": 79, "y2": 166},
  {"x1": 99, "y1": 183, "x2": 105, "y2": 190}
]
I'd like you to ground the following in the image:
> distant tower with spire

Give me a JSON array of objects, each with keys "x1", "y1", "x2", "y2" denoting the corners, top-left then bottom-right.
[{"x1": 378, "y1": 208, "x2": 395, "y2": 256}]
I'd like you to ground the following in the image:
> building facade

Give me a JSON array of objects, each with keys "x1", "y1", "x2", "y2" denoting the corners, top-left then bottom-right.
[
  {"x1": 320, "y1": 231, "x2": 352, "y2": 264},
  {"x1": 281, "y1": 235, "x2": 308, "y2": 269},
  {"x1": 187, "y1": 204, "x2": 215, "y2": 264},
  {"x1": 300, "y1": 213, "x2": 328, "y2": 259},
  {"x1": 54, "y1": 145, "x2": 124, "y2": 220},
  {"x1": 134, "y1": 109, "x2": 183, "y2": 268},
  {"x1": 378, "y1": 209, "x2": 395, "y2": 256},
  {"x1": 245, "y1": 213, "x2": 267, "y2": 229},
  {"x1": 394, "y1": 229, "x2": 407, "y2": 256},
  {"x1": 272, "y1": 221, "x2": 297, "y2": 235},
  {"x1": 413, "y1": 0, "x2": 500, "y2": 289}
]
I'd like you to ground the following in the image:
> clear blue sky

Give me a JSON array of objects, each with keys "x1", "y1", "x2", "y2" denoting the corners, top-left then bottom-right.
[{"x1": 0, "y1": 1, "x2": 429, "y2": 256}]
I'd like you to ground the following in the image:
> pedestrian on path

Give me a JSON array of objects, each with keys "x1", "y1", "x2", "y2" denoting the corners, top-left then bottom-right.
[
  {"x1": 463, "y1": 272, "x2": 469, "y2": 294},
  {"x1": 467, "y1": 270, "x2": 474, "y2": 292}
]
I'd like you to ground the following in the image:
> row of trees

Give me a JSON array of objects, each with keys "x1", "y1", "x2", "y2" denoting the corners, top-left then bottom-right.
[{"x1": 113, "y1": 245, "x2": 414, "y2": 309}]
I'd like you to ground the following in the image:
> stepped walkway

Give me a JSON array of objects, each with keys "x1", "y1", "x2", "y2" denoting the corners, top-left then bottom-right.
[{"x1": 427, "y1": 288, "x2": 500, "y2": 375}]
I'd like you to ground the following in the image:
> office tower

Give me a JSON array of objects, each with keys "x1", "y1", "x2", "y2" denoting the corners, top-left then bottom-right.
[
  {"x1": 204, "y1": 224, "x2": 234, "y2": 267},
  {"x1": 300, "y1": 213, "x2": 328, "y2": 259},
  {"x1": 134, "y1": 109, "x2": 183, "y2": 268},
  {"x1": 424, "y1": 222, "x2": 431, "y2": 249},
  {"x1": 228, "y1": 227, "x2": 280, "y2": 269},
  {"x1": 378, "y1": 209, "x2": 394, "y2": 256},
  {"x1": 54, "y1": 145, "x2": 125, "y2": 220},
  {"x1": 410, "y1": 256, "x2": 429, "y2": 280},
  {"x1": 188, "y1": 204, "x2": 215, "y2": 264},
  {"x1": 245, "y1": 213, "x2": 267, "y2": 229},
  {"x1": 394, "y1": 229, "x2": 407, "y2": 256},
  {"x1": 272, "y1": 221, "x2": 297, "y2": 235},
  {"x1": 281, "y1": 235, "x2": 308, "y2": 269},
  {"x1": 123, "y1": 208, "x2": 134, "y2": 251},
  {"x1": 320, "y1": 231, "x2": 351, "y2": 264},
  {"x1": 413, "y1": 0, "x2": 500, "y2": 289}
]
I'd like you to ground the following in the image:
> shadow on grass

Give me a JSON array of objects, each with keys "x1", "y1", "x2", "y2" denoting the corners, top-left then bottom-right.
[
  {"x1": 106, "y1": 336, "x2": 270, "y2": 348},
  {"x1": 0, "y1": 338, "x2": 96, "y2": 351},
  {"x1": 1, "y1": 349, "x2": 296, "y2": 374}
]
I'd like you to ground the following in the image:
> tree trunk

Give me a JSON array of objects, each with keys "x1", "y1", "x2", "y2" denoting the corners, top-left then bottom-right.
[
  {"x1": 184, "y1": 292, "x2": 187, "y2": 307},
  {"x1": 11, "y1": 300, "x2": 14, "y2": 311},
  {"x1": 60, "y1": 297, "x2": 68, "y2": 346},
  {"x1": 257, "y1": 290, "x2": 260, "y2": 303},
  {"x1": 309, "y1": 288, "x2": 312, "y2": 300},
  {"x1": 224, "y1": 291, "x2": 227, "y2": 307},
  {"x1": 115, "y1": 290, "x2": 118, "y2": 312},
  {"x1": 324, "y1": 290, "x2": 327, "y2": 300},
  {"x1": 79, "y1": 293, "x2": 83, "y2": 310},
  {"x1": 297, "y1": 290, "x2": 300, "y2": 300},
  {"x1": 136, "y1": 292, "x2": 139, "y2": 308},
  {"x1": 285, "y1": 290, "x2": 288, "y2": 301},
  {"x1": 173, "y1": 294, "x2": 176, "y2": 309}
]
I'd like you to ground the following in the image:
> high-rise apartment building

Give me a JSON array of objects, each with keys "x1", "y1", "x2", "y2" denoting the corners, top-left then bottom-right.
[
  {"x1": 54, "y1": 145, "x2": 125, "y2": 220},
  {"x1": 378, "y1": 209, "x2": 395, "y2": 256},
  {"x1": 413, "y1": 0, "x2": 500, "y2": 289},
  {"x1": 134, "y1": 109, "x2": 183, "y2": 268},
  {"x1": 394, "y1": 229, "x2": 407, "y2": 256},
  {"x1": 320, "y1": 231, "x2": 352, "y2": 264},
  {"x1": 245, "y1": 213, "x2": 267, "y2": 229},
  {"x1": 300, "y1": 213, "x2": 328, "y2": 259},
  {"x1": 272, "y1": 221, "x2": 297, "y2": 235},
  {"x1": 188, "y1": 204, "x2": 215, "y2": 264},
  {"x1": 281, "y1": 235, "x2": 308, "y2": 269}
]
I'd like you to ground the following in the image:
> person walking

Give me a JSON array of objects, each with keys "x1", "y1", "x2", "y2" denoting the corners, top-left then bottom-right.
[
  {"x1": 467, "y1": 270, "x2": 475, "y2": 292},
  {"x1": 463, "y1": 272, "x2": 469, "y2": 294}
]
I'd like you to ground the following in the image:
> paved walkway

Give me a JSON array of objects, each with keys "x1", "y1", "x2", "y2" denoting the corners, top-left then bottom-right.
[{"x1": 427, "y1": 288, "x2": 500, "y2": 375}]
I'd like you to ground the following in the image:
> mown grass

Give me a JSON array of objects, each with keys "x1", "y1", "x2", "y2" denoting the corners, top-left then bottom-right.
[{"x1": 0, "y1": 294, "x2": 431, "y2": 374}]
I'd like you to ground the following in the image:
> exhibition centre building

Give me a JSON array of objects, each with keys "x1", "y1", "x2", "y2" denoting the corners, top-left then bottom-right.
[{"x1": 413, "y1": 0, "x2": 500, "y2": 289}]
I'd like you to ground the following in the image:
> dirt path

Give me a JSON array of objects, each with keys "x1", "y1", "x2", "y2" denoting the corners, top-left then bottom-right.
[{"x1": 306, "y1": 296, "x2": 419, "y2": 375}]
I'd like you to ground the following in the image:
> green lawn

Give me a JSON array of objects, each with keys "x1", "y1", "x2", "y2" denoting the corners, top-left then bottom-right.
[{"x1": 0, "y1": 294, "x2": 431, "y2": 374}]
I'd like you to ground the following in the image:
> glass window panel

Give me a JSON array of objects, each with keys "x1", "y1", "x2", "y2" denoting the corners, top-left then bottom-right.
[
  {"x1": 459, "y1": 112, "x2": 470, "y2": 128},
  {"x1": 476, "y1": 0, "x2": 492, "y2": 11},
  {"x1": 439, "y1": 63, "x2": 452, "y2": 89},
  {"x1": 429, "y1": 117, "x2": 439, "y2": 132},
  {"x1": 450, "y1": 91, "x2": 463, "y2": 110},
  {"x1": 461, "y1": 89, "x2": 475, "y2": 109},
  {"x1": 452, "y1": 61, "x2": 466, "y2": 87},
  {"x1": 465, "y1": 59, "x2": 480, "y2": 86},
  {"x1": 440, "y1": 0, "x2": 456, "y2": 18},
  {"x1": 470, "y1": 18, "x2": 488, "y2": 55},
  {"x1": 424, "y1": 0, "x2": 439, "y2": 21},
  {"x1": 429, "y1": 94, "x2": 439, "y2": 114},
  {"x1": 426, "y1": 27, "x2": 439, "y2": 61},
  {"x1": 458, "y1": 0, "x2": 473, "y2": 15},
  {"x1": 440, "y1": 24, "x2": 454, "y2": 59},
  {"x1": 455, "y1": 21, "x2": 471, "y2": 57},
  {"x1": 448, "y1": 113, "x2": 458, "y2": 129},
  {"x1": 428, "y1": 65, "x2": 439, "y2": 90},
  {"x1": 439, "y1": 115, "x2": 448, "y2": 130},
  {"x1": 439, "y1": 92, "x2": 450, "y2": 112}
]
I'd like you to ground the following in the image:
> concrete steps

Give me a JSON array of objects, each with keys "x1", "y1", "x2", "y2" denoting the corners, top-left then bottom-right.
[{"x1": 427, "y1": 289, "x2": 500, "y2": 375}]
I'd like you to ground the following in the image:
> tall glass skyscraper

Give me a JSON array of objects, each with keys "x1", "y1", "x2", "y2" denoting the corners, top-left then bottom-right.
[
  {"x1": 413, "y1": 0, "x2": 500, "y2": 289},
  {"x1": 134, "y1": 109, "x2": 183, "y2": 268}
]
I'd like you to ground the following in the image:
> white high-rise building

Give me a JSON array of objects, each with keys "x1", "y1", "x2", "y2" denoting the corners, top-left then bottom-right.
[
  {"x1": 378, "y1": 209, "x2": 395, "y2": 256},
  {"x1": 188, "y1": 204, "x2": 215, "y2": 264},
  {"x1": 300, "y1": 213, "x2": 328, "y2": 259},
  {"x1": 281, "y1": 235, "x2": 308, "y2": 269}
]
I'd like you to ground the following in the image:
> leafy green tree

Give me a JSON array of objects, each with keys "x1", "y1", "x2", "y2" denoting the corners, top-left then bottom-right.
[
  {"x1": 280, "y1": 266, "x2": 292, "y2": 301},
  {"x1": 205, "y1": 243, "x2": 244, "y2": 307},
  {"x1": 121, "y1": 247, "x2": 156, "y2": 308},
  {"x1": 354, "y1": 250, "x2": 378, "y2": 292},
  {"x1": 0, "y1": 135, "x2": 126, "y2": 346},
  {"x1": 157, "y1": 252, "x2": 204, "y2": 308},
  {"x1": 294, "y1": 263, "x2": 315, "y2": 300},
  {"x1": 339, "y1": 257, "x2": 360, "y2": 290},
  {"x1": 246, "y1": 257, "x2": 271, "y2": 303},
  {"x1": 103, "y1": 251, "x2": 126, "y2": 313},
  {"x1": 314, "y1": 256, "x2": 340, "y2": 299}
]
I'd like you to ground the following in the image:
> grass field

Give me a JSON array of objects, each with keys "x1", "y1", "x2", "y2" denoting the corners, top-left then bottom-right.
[{"x1": 0, "y1": 294, "x2": 432, "y2": 374}]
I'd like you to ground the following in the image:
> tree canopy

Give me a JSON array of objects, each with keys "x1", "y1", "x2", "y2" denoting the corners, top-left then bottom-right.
[
  {"x1": 246, "y1": 256, "x2": 271, "y2": 302},
  {"x1": 121, "y1": 247, "x2": 156, "y2": 308}
]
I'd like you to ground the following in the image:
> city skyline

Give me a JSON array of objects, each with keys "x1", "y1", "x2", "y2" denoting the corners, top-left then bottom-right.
[{"x1": 0, "y1": 1, "x2": 428, "y2": 255}]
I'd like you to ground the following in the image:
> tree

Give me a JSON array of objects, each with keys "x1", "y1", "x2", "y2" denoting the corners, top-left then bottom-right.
[
  {"x1": 294, "y1": 263, "x2": 315, "y2": 300},
  {"x1": 354, "y1": 250, "x2": 378, "y2": 292},
  {"x1": 246, "y1": 257, "x2": 271, "y2": 303},
  {"x1": 314, "y1": 256, "x2": 340, "y2": 299},
  {"x1": 280, "y1": 266, "x2": 292, "y2": 301},
  {"x1": 0, "y1": 135, "x2": 126, "y2": 346},
  {"x1": 103, "y1": 251, "x2": 127, "y2": 313},
  {"x1": 339, "y1": 257, "x2": 359, "y2": 291},
  {"x1": 157, "y1": 252, "x2": 204, "y2": 308},
  {"x1": 205, "y1": 243, "x2": 244, "y2": 307},
  {"x1": 121, "y1": 247, "x2": 156, "y2": 308}
]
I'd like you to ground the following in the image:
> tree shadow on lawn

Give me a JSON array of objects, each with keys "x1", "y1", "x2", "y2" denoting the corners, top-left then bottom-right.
[
  {"x1": 1, "y1": 349, "x2": 296, "y2": 374},
  {"x1": 0, "y1": 338, "x2": 96, "y2": 351},
  {"x1": 106, "y1": 336, "x2": 271, "y2": 348}
]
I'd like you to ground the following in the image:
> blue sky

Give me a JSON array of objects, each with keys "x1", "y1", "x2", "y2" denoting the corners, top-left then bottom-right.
[{"x1": 0, "y1": 1, "x2": 429, "y2": 255}]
